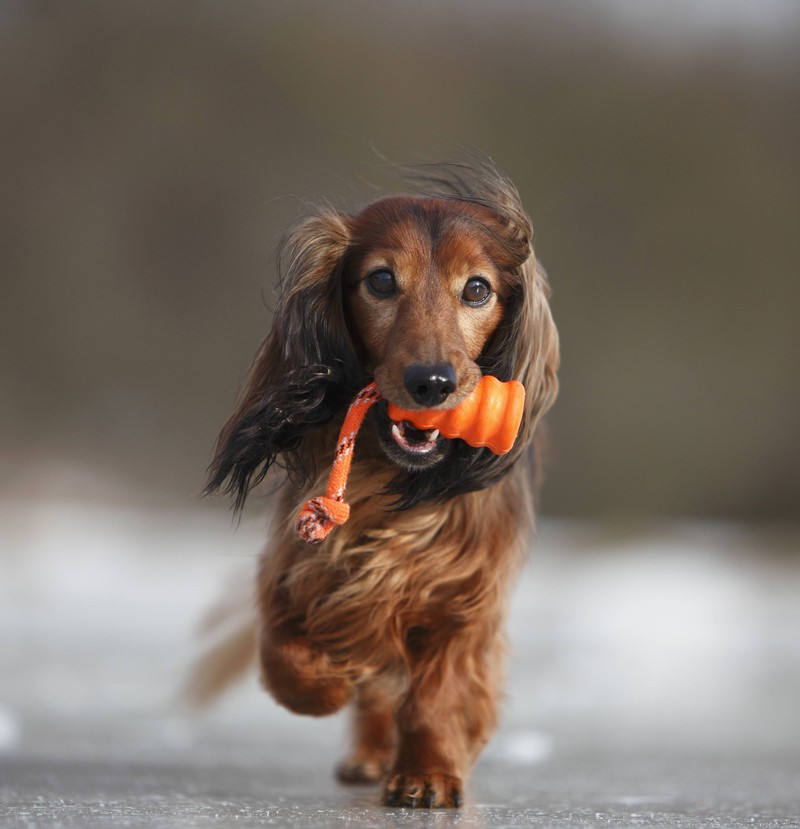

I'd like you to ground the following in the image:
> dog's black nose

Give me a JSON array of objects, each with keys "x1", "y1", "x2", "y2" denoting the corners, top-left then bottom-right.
[{"x1": 403, "y1": 363, "x2": 457, "y2": 407}]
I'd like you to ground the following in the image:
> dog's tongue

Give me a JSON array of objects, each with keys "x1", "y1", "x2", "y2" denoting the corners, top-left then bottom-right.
[{"x1": 404, "y1": 421, "x2": 440, "y2": 444}]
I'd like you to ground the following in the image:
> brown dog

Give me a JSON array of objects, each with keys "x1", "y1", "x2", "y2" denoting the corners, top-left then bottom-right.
[{"x1": 203, "y1": 161, "x2": 559, "y2": 808}]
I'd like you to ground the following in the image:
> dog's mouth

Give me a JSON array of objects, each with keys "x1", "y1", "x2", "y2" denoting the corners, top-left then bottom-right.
[
  {"x1": 390, "y1": 420, "x2": 440, "y2": 455},
  {"x1": 372, "y1": 401, "x2": 450, "y2": 471}
]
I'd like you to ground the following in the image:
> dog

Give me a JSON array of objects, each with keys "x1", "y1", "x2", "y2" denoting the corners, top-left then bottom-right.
[{"x1": 201, "y1": 161, "x2": 559, "y2": 808}]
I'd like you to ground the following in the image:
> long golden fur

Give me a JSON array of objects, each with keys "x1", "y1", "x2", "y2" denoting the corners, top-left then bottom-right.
[{"x1": 200, "y1": 161, "x2": 559, "y2": 808}]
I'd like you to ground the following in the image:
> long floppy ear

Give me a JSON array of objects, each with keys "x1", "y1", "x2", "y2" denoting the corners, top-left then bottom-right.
[
  {"x1": 483, "y1": 255, "x2": 560, "y2": 457},
  {"x1": 205, "y1": 210, "x2": 360, "y2": 511}
]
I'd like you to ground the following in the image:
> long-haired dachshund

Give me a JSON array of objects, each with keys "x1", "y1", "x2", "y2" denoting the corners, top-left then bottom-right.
[{"x1": 202, "y1": 161, "x2": 559, "y2": 808}]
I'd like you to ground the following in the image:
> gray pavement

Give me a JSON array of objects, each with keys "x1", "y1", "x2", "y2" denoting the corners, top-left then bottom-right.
[
  {"x1": 2, "y1": 498, "x2": 799, "y2": 827},
  {"x1": 3, "y1": 741, "x2": 799, "y2": 828}
]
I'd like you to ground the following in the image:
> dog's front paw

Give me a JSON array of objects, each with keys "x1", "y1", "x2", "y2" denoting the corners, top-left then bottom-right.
[
  {"x1": 261, "y1": 637, "x2": 351, "y2": 716},
  {"x1": 383, "y1": 771, "x2": 463, "y2": 809}
]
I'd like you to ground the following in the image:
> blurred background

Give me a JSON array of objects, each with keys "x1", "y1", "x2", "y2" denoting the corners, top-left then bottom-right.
[
  {"x1": 1, "y1": 2, "x2": 799, "y2": 822},
  {"x1": 2, "y1": 0, "x2": 799, "y2": 522}
]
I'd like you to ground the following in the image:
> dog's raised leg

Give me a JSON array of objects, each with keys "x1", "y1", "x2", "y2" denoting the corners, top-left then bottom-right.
[
  {"x1": 259, "y1": 618, "x2": 353, "y2": 717},
  {"x1": 337, "y1": 683, "x2": 397, "y2": 784},
  {"x1": 383, "y1": 627, "x2": 501, "y2": 808}
]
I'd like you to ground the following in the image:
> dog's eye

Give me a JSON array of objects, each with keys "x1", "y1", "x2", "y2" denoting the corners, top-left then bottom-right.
[
  {"x1": 462, "y1": 277, "x2": 491, "y2": 306},
  {"x1": 366, "y1": 269, "x2": 397, "y2": 297}
]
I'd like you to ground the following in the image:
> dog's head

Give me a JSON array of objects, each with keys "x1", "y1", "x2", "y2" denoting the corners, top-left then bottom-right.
[{"x1": 207, "y1": 162, "x2": 559, "y2": 510}]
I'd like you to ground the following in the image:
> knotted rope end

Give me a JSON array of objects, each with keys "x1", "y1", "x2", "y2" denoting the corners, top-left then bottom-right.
[
  {"x1": 295, "y1": 382, "x2": 380, "y2": 543},
  {"x1": 296, "y1": 496, "x2": 351, "y2": 544}
]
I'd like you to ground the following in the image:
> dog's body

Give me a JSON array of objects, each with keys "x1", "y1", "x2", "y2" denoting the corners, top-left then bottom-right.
[{"x1": 204, "y1": 162, "x2": 559, "y2": 808}]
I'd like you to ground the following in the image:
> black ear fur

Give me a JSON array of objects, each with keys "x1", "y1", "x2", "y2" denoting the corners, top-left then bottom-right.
[{"x1": 205, "y1": 212, "x2": 362, "y2": 511}]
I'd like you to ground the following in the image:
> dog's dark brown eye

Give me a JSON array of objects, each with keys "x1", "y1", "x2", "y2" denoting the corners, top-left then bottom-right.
[
  {"x1": 366, "y1": 269, "x2": 397, "y2": 297},
  {"x1": 462, "y1": 277, "x2": 491, "y2": 306}
]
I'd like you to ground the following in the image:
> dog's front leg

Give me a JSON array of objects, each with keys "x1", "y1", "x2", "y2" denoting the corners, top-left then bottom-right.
[
  {"x1": 383, "y1": 625, "x2": 501, "y2": 809},
  {"x1": 256, "y1": 526, "x2": 356, "y2": 717}
]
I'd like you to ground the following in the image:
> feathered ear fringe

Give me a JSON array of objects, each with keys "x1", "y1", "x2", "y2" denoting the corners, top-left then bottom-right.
[{"x1": 205, "y1": 211, "x2": 362, "y2": 512}]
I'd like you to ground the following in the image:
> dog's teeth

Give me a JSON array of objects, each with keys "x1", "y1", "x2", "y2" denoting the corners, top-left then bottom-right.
[
  {"x1": 391, "y1": 424, "x2": 403, "y2": 442},
  {"x1": 427, "y1": 429, "x2": 439, "y2": 442}
]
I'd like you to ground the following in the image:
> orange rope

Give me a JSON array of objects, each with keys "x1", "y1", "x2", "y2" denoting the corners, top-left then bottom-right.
[{"x1": 295, "y1": 382, "x2": 381, "y2": 544}]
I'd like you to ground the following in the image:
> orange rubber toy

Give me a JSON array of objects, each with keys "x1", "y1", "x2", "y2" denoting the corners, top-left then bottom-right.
[
  {"x1": 387, "y1": 375, "x2": 525, "y2": 456},
  {"x1": 296, "y1": 377, "x2": 525, "y2": 543}
]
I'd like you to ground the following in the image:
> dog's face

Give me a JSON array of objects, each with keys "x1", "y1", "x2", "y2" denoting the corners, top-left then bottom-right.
[
  {"x1": 343, "y1": 197, "x2": 519, "y2": 471},
  {"x1": 207, "y1": 164, "x2": 559, "y2": 512}
]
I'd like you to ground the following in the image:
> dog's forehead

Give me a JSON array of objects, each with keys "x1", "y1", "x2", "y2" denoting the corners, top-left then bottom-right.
[{"x1": 351, "y1": 196, "x2": 502, "y2": 266}]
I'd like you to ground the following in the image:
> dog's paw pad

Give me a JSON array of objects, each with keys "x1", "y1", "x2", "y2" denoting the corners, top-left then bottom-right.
[{"x1": 383, "y1": 771, "x2": 463, "y2": 808}]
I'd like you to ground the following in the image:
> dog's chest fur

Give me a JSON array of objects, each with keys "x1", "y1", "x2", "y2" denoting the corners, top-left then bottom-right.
[{"x1": 259, "y1": 457, "x2": 527, "y2": 680}]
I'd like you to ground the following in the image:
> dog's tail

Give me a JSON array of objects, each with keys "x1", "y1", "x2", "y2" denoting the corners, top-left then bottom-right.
[{"x1": 183, "y1": 588, "x2": 259, "y2": 707}]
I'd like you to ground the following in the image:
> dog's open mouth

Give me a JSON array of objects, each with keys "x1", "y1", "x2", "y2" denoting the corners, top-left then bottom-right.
[
  {"x1": 390, "y1": 420, "x2": 440, "y2": 455},
  {"x1": 372, "y1": 401, "x2": 449, "y2": 471}
]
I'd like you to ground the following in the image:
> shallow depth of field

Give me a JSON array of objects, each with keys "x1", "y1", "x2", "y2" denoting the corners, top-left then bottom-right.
[{"x1": 2, "y1": 3, "x2": 799, "y2": 826}]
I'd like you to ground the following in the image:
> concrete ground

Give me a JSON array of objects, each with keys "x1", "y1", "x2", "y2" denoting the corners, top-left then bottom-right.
[{"x1": 1, "y1": 496, "x2": 799, "y2": 827}]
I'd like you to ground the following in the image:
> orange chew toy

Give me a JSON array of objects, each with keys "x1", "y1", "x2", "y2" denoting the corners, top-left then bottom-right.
[
  {"x1": 296, "y1": 377, "x2": 525, "y2": 543},
  {"x1": 387, "y1": 375, "x2": 525, "y2": 456}
]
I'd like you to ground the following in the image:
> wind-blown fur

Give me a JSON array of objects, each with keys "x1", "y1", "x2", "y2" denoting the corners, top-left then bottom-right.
[{"x1": 200, "y1": 160, "x2": 559, "y2": 808}]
